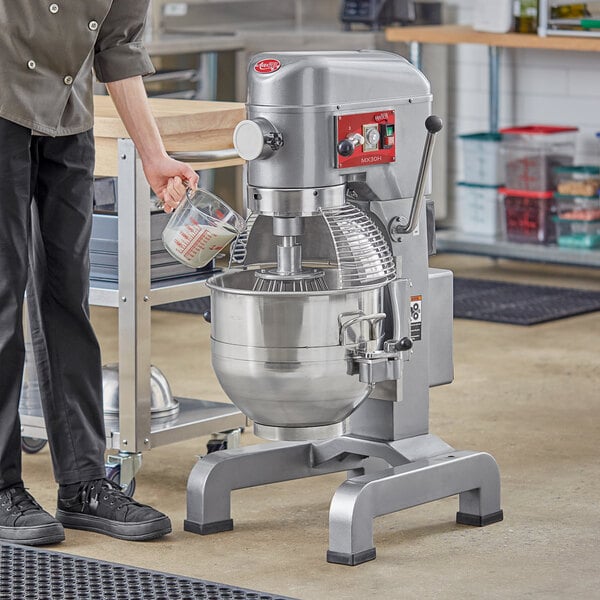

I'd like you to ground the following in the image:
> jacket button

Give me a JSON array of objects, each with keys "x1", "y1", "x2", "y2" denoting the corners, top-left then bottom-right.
[
  {"x1": 27, "y1": 60, "x2": 36, "y2": 70},
  {"x1": 63, "y1": 75, "x2": 73, "y2": 85},
  {"x1": 88, "y1": 20, "x2": 98, "y2": 31},
  {"x1": 49, "y1": 3, "x2": 59, "y2": 13}
]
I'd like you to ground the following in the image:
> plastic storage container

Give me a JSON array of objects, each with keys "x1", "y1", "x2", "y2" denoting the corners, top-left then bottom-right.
[
  {"x1": 554, "y1": 166, "x2": 600, "y2": 230},
  {"x1": 459, "y1": 132, "x2": 504, "y2": 185},
  {"x1": 455, "y1": 182, "x2": 501, "y2": 237},
  {"x1": 554, "y1": 216, "x2": 600, "y2": 249},
  {"x1": 500, "y1": 188, "x2": 556, "y2": 244},
  {"x1": 555, "y1": 194, "x2": 600, "y2": 218},
  {"x1": 554, "y1": 165, "x2": 600, "y2": 197},
  {"x1": 500, "y1": 125, "x2": 578, "y2": 191}
]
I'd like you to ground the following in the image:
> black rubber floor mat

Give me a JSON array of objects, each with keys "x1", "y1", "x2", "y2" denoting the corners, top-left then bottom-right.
[
  {"x1": 454, "y1": 278, "x2": 600, "y2": 325},
  {"x1": 0, "y1": 543, "x2": 296, "y2": 600},
  {"x1": 154, "y1": 296, "x2": 210, "y2": 316}
]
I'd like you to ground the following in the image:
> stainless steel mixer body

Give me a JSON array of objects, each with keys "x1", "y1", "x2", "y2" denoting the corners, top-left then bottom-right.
[
  {"x1": 186, "y1": 51, "x2": 503, "y2": 564},
  {"x1": 211, "y1": 51, "x2": 430, "y2": 439}
]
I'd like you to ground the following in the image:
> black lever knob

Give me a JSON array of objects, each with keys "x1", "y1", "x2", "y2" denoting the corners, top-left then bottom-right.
[
  {"x1": 425, "y1": 115, "x2": 443, "y2": 134},
  {"x1": 202, "y1": 310, "x2": 211, "y2": 323},
  {"x1": 396, "y1": 337, "x2": 413, "y2": 352},
  {"x1": 337, "y1": 139, "x2": 355, "y2": 157}
]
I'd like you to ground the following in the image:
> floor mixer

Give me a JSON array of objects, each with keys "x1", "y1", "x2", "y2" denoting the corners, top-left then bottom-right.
[{"x1": 184, "y1": 50, "x2": 503, "y2": 565}]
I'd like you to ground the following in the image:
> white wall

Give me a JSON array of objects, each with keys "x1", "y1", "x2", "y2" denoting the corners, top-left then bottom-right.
[{"x1": 441, "y1": 0, "x2": 600, "y2": 190}]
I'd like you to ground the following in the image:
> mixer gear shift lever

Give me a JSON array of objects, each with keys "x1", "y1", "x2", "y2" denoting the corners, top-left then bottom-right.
[
  {"x1": 398, "y1": 115, "x2": 443, "y2": 235},
  {"x1": 337, "y1": 133, "x2": 365, "y2": 157}
]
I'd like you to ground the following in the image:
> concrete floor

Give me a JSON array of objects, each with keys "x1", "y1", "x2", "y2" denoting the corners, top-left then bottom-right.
[{"x1": 21, "y1": 254, "x2": 600, "y2": 599}]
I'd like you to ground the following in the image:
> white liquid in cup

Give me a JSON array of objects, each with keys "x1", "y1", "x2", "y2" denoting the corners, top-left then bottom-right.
[{"x1": 163, "y1": 220, "x2": 238, "y2": 268}]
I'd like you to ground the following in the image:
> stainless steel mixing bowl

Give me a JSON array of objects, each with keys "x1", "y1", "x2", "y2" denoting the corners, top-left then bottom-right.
[
  {"x1": 207, "y1": 268, "x2": 386, "y2": 431},
  {"x1": 102, "y1": 364, "x2": 179, "y2": 419}
]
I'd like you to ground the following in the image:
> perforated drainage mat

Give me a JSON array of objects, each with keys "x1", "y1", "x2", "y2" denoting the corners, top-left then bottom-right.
[{"x1": 0, "y1": 543, "x2": 297, "y2": 600}]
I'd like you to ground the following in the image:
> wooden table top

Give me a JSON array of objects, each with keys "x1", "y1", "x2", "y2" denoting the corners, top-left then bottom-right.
[
  {"x1": 94, "y1": 96, "x2": 245, "y2": 139},
  {"x1": 93, "y1": 96, "x2": 246, "y2": 176}
]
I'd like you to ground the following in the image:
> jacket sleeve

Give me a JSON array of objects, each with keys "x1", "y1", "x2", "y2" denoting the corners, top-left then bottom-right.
[{"x1": 93, "y1": 0, "x2": 155, "y2": 83}]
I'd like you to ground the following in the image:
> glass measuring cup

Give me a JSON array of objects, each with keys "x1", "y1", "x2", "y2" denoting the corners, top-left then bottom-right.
[{"x1": 162, "y1": 188, "x2": 246, "y2": 268}]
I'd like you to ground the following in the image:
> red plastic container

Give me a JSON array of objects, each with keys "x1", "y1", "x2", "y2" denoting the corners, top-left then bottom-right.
[
  {"x1": 500, "y1": 125, "x2": 578, "y2": 192},
  {"x1": 500, "y1": 126, "x2": 578, "y2": 136},
  {"x1": 500, "y1": 188, "x2": 556, "y2": 244}
]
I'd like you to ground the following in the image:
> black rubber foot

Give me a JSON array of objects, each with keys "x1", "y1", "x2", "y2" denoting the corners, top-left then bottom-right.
[
  {"x1": 456, "y1": 510, "x2": 504, "y2": 527},
  {"x1": 183, "y1": 518, "x2": 233, "y2": 535},
  {"x1": 326, "y1": 548, "x2": 376, "y2": 566}
]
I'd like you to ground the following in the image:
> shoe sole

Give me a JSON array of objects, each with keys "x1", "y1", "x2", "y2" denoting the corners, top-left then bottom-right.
[
  {"x1": 0, "y1": 523, "x2": 65, "y2": 546},
  {"x1": 55, "y1": 510, "x2": 172, "y2": 541}
]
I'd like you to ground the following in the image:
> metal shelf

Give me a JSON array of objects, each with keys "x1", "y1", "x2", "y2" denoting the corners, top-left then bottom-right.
[
  {"x1": 436, "y1": 230, "x2": 600, "y2": 268},
  {"x1": 21, "y1": 136, "x2": 246, "y2": 477},
  {"x1": 89, "y1": 276, "x2": 210, "y2": 308},
  {"x1": 88, "y1": 138, "x2": 245, "y2": 458},
  {"x1": 20, "y1": 398, "x2": 245, "y2": 451}
]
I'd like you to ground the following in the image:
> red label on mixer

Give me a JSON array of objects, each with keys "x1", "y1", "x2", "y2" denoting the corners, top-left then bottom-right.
[
  {"x1": 336, "y1": 110, "x2": 396, "y2": 169},
  {"x1": 254, "y1": 59, "x2": 281, "y2": 74}
]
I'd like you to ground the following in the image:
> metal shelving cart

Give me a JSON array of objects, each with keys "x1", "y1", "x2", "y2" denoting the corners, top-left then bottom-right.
[{"x1": 20, "y1": 97, "x2": 247, "y2": 491}]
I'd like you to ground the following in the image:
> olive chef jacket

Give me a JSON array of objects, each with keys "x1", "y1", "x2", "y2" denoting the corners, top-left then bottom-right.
[{"x1": 0, "y1": 0, "x2": 155, "y2": 137}]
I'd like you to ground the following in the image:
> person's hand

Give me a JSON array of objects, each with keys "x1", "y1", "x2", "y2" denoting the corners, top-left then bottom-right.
[{"x1": 142, "y1": 155, "x2": 200, "y2": 213}]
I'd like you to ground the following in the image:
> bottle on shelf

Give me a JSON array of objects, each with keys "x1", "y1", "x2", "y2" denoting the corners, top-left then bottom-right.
[{"x1": 514, "y1": 0, "x2": 539, "y2": 33}]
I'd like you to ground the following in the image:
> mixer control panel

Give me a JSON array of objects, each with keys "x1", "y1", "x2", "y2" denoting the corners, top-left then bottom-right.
[{"x1": 336, "y1": 110, "x2": 396, "y2": 169}]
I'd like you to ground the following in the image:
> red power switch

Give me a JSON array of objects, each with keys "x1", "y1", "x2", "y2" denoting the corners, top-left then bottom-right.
[{"x1": 380, "y1": 123, "x2": 395, "y2": 149}]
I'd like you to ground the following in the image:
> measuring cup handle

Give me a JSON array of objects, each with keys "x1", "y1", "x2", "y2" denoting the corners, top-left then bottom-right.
[{"x1": 155, "y1": 182, "x2": 195, "y2": 211}]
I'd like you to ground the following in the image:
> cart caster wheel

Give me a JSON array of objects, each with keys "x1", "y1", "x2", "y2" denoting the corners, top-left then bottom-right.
[
  {"x1": 207, "y1": 438, "x2": 228, "y2": 454},
  {"x1": 105, "y1": 464, "x2": 136, "y2": 497},
  {"x1": 21, "y1": 437, "x2": 48, "y2": 454}
]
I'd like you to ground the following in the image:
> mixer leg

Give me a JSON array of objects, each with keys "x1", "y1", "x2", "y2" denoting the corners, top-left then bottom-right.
[
  {"x1": 326, "y1": 450, "x2": 503, "y2": 566},
  {"x1": 184, "y1": 441, "x2": 366, "y2": 535}
]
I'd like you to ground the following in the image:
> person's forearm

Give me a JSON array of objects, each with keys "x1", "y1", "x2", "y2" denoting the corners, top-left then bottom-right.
[{"x1": 105, "y1": 76, "x2": 167, "y2": 167}]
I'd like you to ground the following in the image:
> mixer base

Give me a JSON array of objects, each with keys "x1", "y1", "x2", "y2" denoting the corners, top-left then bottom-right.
[{"x1": 185, "y1": 434, "x2": 503, "y2": 564}]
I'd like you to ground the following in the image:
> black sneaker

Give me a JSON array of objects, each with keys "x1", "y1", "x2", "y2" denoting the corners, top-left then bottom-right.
[
  {"x1": 0, "y1": 485, "x2": 65, "y2": 546},
  {"x1": 56, "y1": 478, "x2": 171, "y2": 541}
]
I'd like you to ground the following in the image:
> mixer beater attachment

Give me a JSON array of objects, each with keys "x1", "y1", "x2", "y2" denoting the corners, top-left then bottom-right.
[
  {"x1": 253, "y1": 268, "x2": 327, "y2": 292},
  {"x1": 252, "y1": 216, "x2": 328, "y2": 291}
]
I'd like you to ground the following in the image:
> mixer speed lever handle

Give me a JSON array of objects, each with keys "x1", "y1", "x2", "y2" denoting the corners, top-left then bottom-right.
[
  {"x1": 337, "y1": 133, "x2": 365, "y2": 158},
  {"x1": 396, "y1": 115, "x2": 443, "y2": 235}
]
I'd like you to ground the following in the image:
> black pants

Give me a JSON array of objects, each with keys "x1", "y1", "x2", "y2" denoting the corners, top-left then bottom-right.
[{"x1": 0, "y1": 118, "x2": 107, "y2": 489}]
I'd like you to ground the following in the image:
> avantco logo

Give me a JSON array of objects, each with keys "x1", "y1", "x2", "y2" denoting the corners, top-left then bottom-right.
[{"x1": 254, "y1": 59, "x2": 281, "y2": 74}]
